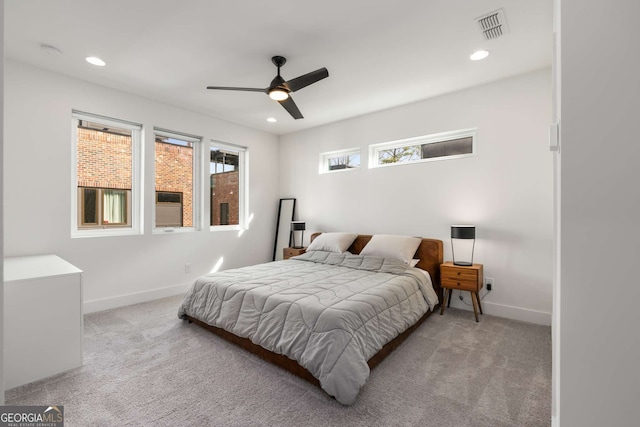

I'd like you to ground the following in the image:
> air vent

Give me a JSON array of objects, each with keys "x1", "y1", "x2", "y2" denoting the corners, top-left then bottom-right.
[{"x1": 476, "y1": 9, "x2": 509, "y2": 40}]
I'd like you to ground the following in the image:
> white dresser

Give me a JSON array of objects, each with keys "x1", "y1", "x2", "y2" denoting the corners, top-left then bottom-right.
[{"x1": 4, "y1": 255, "x2": 83, "y2": 389}]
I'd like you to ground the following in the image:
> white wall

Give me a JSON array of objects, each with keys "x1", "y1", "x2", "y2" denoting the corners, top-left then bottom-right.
[
  {"x1": 280, "y1": 69, "x2": 553, "y2": 324},
  {"x1": 558, "y1": 0, "x2": 640, "y2": 424},
  {"x1": 551, "y1": 0, "x2": 561, "y2": 423},
  {"x1": 3, "y1": 60, "x2": 280, "y2": 312},
  {"x1": 1, "y1": 1, "x2": 5, "y2": 405}
]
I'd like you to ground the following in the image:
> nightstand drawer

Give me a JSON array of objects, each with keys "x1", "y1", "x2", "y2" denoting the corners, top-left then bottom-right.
[
  {"x1": 440, "y1": 262, "x2": 483, "y2": 292},
  {"x1": 441, "y1": 276, "x2": 479, "y2": 292},
  {"x1": 441, "y1": 268, "x2": 478, "y2": 282}
]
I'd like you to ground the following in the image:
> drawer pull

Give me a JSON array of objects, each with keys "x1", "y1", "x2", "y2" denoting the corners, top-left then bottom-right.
[{"x1": 457, "y1": 272, "x2": 461, "y2": 275}]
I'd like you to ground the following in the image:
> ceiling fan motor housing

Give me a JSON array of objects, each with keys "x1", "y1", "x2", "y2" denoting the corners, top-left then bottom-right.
[{"x1": 272, "y1": 56, "x2": 287, "y2": 68}]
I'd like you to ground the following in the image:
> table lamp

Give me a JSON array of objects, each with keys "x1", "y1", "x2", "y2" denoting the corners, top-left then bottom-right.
[
  {"x1": 291, "y1": 221, "x2": 306, "y2": 249},
  {"x1": 451, "y1": 225, "x2": 475, "y2": 266}
]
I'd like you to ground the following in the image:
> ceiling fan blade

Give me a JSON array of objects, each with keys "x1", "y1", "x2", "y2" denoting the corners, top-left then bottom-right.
[
  {"x1": 284, "y1": 68, "x2": 329, "y2": 92},
  {"x1": 206, "y1": 86, "x2": 267, "y2": 93},
  {"x1": 278, "y1": 96, "x2": 304, "y2": 120}
]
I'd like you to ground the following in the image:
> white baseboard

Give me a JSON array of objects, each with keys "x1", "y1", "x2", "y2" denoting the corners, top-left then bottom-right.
[
  {"x1": 84, "y1": 283, "x2": 190, "y2": 314},
  {"x1": 447, "y1": 296, "x2": 551, "y2": 326}
]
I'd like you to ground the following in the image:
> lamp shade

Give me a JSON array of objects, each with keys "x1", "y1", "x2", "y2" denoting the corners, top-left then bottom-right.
[
  {"x1": 451, "y1": 225, "x2": 476, "y2": 266},
  {"x1": 291, "y1": 221, "x2": 305, "y2": 249},
  {"x1": 291, "y1": 221, "x2": 306, "y2": 231},
  {"x1": 451, "y1": 225, "x2": 475, "y2": 239}
]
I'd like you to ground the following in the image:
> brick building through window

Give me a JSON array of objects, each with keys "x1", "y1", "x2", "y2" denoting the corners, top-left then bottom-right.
[
  {"x1": 155, "y1": 137, "x2": 194, "y2": 227},
  {"x1": 77, "y1": 123, "x2": 197, "y2": 229},
  {"x1": 76, "y1": 122, "x2": 133, "y2": 227},
  {"x1": 77, "y1": 119, "x2": 243, "y2": 231},
  {"x1": 210, "y1": 148, "x2": 240, "y2": 226}
]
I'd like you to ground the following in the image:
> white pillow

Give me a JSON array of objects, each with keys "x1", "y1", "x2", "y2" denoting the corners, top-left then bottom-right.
[
  {"x1": 360, "y1": 234, "x2": 421, "y2": 265},
  {"x1": 307, "y1": 232, "x2": 358, "y2": 253}
]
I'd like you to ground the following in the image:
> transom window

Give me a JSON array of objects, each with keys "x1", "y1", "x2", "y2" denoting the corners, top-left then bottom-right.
[
  {"x1": 369, "y1": 129, "x2": 476, "y2": 168},
  {"x1": 319, "y1": 148, "x2": 361, "y2": 174}
]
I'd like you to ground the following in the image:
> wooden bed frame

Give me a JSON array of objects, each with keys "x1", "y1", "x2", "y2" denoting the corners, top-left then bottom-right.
[{"x1": 183, "y1": 233, "x2": 443, "y2": 388}]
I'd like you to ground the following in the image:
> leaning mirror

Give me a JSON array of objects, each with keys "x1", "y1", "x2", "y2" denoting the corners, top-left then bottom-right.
[{"x1": 273, "y1": 198, "x2": 296, "y2": 261}]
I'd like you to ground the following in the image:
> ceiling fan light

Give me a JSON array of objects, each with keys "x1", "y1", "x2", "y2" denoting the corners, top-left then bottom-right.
[{"x1": 269, "y1": 89, "x2": 289, "y2": 101}]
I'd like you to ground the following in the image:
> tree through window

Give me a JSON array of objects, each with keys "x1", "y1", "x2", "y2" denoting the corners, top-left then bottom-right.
[{"x1": 370, "y1": 129, "x2": 476, "y2": 168}]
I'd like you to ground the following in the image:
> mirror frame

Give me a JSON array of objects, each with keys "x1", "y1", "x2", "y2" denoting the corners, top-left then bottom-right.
[{"x1": 272, "y1": 198, "x2": 296, "y2": 261}]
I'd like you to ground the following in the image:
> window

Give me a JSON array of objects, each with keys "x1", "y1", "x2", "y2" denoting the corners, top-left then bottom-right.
[
  {"x1": 220, "y1": 203, "x2": 230, "y2": 225},
  {"x1": 319, "y1": 148, "x2": 361, "y2": 174},
  {"x1": 210, "y1": 142, "x2": 247, "y2": 229},
  {"x1": 103, "y1": 189, "x2": 128, "y2": 224},
  {"x1": 81, "y1": 187, "x2": 98, "y2": 225},
  {"x1": 72, "y1": 111, "x2": 142, "y2": 236},
  {"x1": 156, "y1": 191, "x2": 183, "y2": 227},
  {"x1": 79, "y1": 187, "x2": 130, "y2": 226},
  {"x1": 369, "y1": 129, "x2": 476, "y2": 168},
  {"x1": 154, "y1": 129, "x2": 201, "y2": 230}
]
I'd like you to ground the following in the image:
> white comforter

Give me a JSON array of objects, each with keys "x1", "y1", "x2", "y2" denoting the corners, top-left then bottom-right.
[{"x1": 178, "y1": 250, "x2": 438, "y2": 405}]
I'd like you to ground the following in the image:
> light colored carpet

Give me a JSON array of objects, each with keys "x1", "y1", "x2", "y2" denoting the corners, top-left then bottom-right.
[{"x1": 6, "y1": 295, "x2": 551, "y2": 426}]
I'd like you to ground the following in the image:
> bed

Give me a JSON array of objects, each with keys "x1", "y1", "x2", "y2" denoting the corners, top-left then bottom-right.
[{"x1": 179, "y1": 233, "x2": 443, "y2": 405}]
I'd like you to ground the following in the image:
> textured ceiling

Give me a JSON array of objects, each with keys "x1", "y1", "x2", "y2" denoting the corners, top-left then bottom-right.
[{"x1": 5, "y1": 0, "x2": 552, "y2": 135}]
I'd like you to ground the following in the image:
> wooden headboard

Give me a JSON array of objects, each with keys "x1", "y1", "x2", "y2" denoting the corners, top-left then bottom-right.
[{"x1": 310, "y1": 233, "x2": 443, "y2": 302}]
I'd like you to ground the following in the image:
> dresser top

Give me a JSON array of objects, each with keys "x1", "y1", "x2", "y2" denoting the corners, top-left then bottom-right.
[{"x1": 4, "y1": 255, "x2": 82, "y2": 282}]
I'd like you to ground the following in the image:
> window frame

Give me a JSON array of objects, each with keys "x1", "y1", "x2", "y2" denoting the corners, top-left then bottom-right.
[
  {"x1": 209, "y1": 140, "x2": 248, "y2": 232},
  {"x1": 78, "y1": 187, "x2": 132, "y2": 228},
  {"x1": 80, "y1": 187, "x2": 99, "y2": 226},
  {"x1": 368, "y1": 128, "x2": 477, "y2": 169},
  {"x1": 319, "y1": 147, "x2": 361, "y2": 174},
  {"x1": 71, "y1": 111, "x2": 143, "y2": 238},
  {"x1": 152, "y1": 128, "x2": 202, "y2": 234}
]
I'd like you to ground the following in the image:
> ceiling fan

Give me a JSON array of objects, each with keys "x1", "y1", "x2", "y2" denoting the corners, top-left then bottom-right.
[{"x1": 206, "y1": 56, "x2": 329, "y2": 120}]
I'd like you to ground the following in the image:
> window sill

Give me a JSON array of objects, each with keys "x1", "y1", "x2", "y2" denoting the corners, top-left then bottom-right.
[
  {"x1": 71, "y1": 228, "x2": 142, "y2": 239},
  {"x1": 210, "y1": 224, "x2": 242, "y2": 232},
  {"x1": 152, "y1": 227, "x2": 197, "y2": 235},
  {"x1": 319, "y1": 166, "x2": 361, "y2": 175}
]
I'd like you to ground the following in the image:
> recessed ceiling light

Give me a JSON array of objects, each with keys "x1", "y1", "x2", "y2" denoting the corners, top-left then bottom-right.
[
  {"x1": 470, "y1": 50, "x2": 490, "y2": 61},
  {"x1": 266, "y1": 117, "x2": 277, "y2": 123},
  {"x1": 40, "y1": 44, "x2": 62, "y2": 56},
  {"x1": 85, "y1": 56, "x2": 106, "y2": 67}
]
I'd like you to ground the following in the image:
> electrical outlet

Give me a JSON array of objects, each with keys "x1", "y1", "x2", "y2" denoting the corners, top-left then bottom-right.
[
  {"x1": 486, "y1": 277, "x2": 494, "y2": 291},
  {"x1": 185, "y1": 263, "x2": 191, "y2": 273}
]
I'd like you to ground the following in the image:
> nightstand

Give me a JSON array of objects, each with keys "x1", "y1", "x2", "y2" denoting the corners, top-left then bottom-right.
[
  {"x1": 440, "y1": 262, "x2": 484, "y2": 322},
  {"x1": 283, "y1": 247, "x2": 306, "y2": 260}
]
